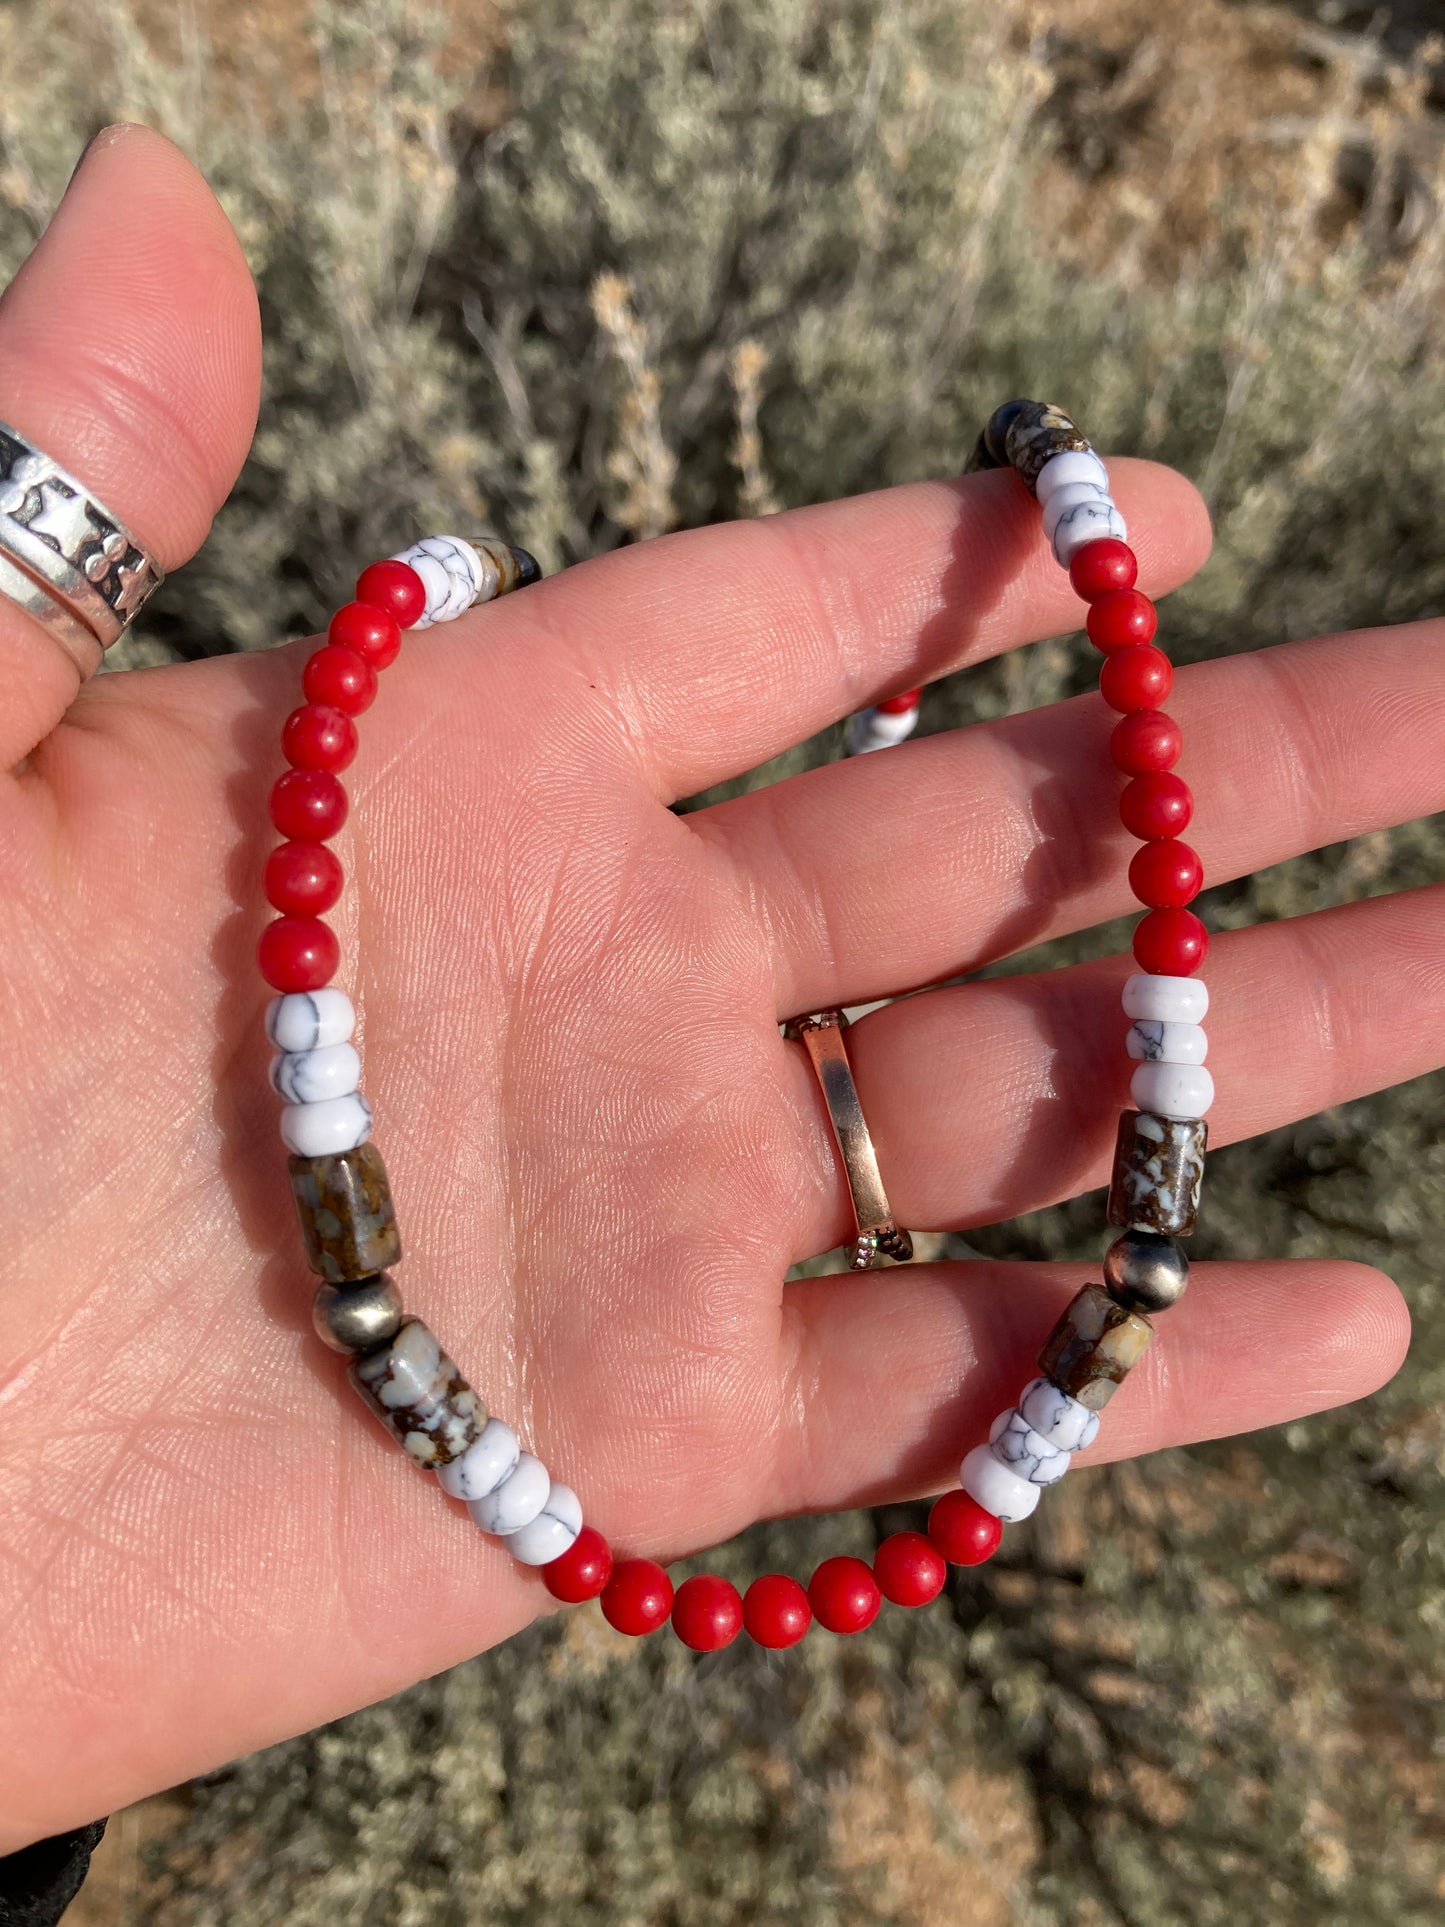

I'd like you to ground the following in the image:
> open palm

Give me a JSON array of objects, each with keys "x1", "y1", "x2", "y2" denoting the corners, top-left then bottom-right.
[{"x1": 2, "y1": 128, "x2": 1436, "y2": 1850}]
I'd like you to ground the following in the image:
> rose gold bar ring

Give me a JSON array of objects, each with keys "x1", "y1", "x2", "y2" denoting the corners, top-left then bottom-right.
[{"x1": 784, "y1": 1010, "x2": 913, "y2": 1271}]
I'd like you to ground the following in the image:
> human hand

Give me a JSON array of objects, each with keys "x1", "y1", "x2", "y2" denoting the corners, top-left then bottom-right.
[{"x1": 2, "y1": 128, "x2": 1434, "y2": 1847}]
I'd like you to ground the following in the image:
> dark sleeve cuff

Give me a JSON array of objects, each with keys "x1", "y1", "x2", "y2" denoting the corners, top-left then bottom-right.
[{"x1": 0, "y1": 1819, "x2": 107, "y2": 1926}]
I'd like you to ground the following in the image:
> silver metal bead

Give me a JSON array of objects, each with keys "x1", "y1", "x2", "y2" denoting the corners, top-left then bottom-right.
[
  {"x1": 1103, "y1": 1232, "x2": 1190, "y2": 1313},
  {"x1": 312, "y1": 1273, "x2": 405, "y2": 1354}
]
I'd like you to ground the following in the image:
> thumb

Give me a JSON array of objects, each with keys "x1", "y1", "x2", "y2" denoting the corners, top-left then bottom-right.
[{"x1": 0, "y1": 123, "x2": 260, "y2": 770}]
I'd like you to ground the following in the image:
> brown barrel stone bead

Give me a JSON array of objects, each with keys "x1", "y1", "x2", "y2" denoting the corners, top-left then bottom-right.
[
  {"x1": 288, "y1": 1140, "x2": 402, "y2": 1283},
  {"x1": 347, "y1": 1315, "x2": 486, "y2": 1467},
  {"x1": 1107, "y1": 1110, "x2": 1207, "y2": 1238},
  {"x1": 1037, "y1": 1283, "x2": 1153, "y2": 1411}
]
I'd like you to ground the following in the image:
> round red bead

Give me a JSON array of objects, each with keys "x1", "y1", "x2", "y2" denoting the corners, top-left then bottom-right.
[
  {"x1": 1069, "y1": 537, "x2": 1138, "y2": 601},
  {"x1": 1086, "y1": 589, "x2": 1157, "y2": 653},
  {"x1": 807, "y1": 1555, "x2": 881, "y2": 1635},
  {"x1": 876, "y1": 689, "x2": 920, "y2": 716},
  {"x1": 257, "y1": 915, "x2": 339, "y2": 992},
  {"x1": 303, "y1": 644, "x2": 378, "y2": 716},
  {"x1": 742, "y1": 1573, "x2": 812, "y2": 1649},
  {"x1": 1110, "y1": 709, "x2": 1182, "y2": 775},
  {"x1": 873, "y1": 1532, "x2": 947, "y2": 1608},
  {"x1": 264, "y1": 840, "x2": 344, "y2": 917},
  {"x1": 269, "y1": 769, "x2": 348, "y2": 842},
  {"x1": 671, "y1": 1574, "x2": 743, "y2": 1652},
  {"x1": 600, "y1": 1558, "x2": 674, "y2": 1636},
  {"x1": 543, "y1": 1526, "x2": 614, "y2": 1603},
  {"x1": 1099, "y1": 645, "x2": 1172, "y2": 714},
  {"x1": 329, "y1": 599, "x2": 402, "y2": 671},
  {"x1": 927, "y1": 1489, "x2": 1003, "y2": 1567},
  {"x1": 282, "y1": 704, "x2": 358, "y2": 775},
  {"x1": 1133, "y1": 906, "x2": 1209, "y2": 975},
  {"x1": 1129, "y1": 839, "x2": 1203, "y2": 909},
  {"x1": 1120, "y1": 770, "x2": 1193, "y2": 840},
  {"x1": 355, "y1": 559, "x2": 426, "y2": 631}
]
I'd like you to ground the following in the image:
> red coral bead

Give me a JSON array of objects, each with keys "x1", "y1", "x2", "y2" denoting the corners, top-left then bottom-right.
[
  {"x1": 671, "y1": 1574, "x2": 743, "y2": 1651},
  {"x1": 282, "y1": 704, "x2": 358, "y2": 775},
  {"x1": 927, "y1": 1489, "x2": 1002, "y2": 1567},
  {"x1": 1099, "y1": 645, "x2": 1172, "y2": 713},
  {"x1": 1069, "y1": 537, "x2": 1138, "y2": 601},
  {"x1": 873, "y1": 1532, "x2": 947, "y2": 1607},
  {"x1": 808, "y1": 1555, "x2": 881, "y2": 1635},
  {"x1": 303, "y1": 644, "x2": 378, "y2": 716},
  {"x1": 264, "y1": 840, "x2": 345, "y2": 916},
  {"x1": 742, "y1": 1573, "x2": 812, "y2": 1649},
  {"x1": 269, "y1": 769, "x2": 348, "y2": 842},
  {"x1": 355, "y1": 559, "x2": 426, "y2": 631},
  {"x1": 1110, "y1": 710, "x2": 1182, "y2": 774},
  {"x1": 876, "y1": 689, "x2": 921, "y2": 716},
  {"x1": 1129, "y1": 839, "x2": 1203, "y2": 909},
  {"x1": 600, "y1": 1558, "x2": 674, "y2": 1636},
  {"x1": 1120, "y1": 770, "x2": 1193, "y2": 840},
  {"x1": 543, "y1": 1526, "x2": 614, "y2": 1603},
  {"x1": 257, "y1": 916, "x2": 339, "y2": 992},
  {"x1": 1086, "y1": 588, "x2": 1157, "y2": 653},
  {"x1": 1133, "y1": 907, "x2": 1209, "y2": 975},
  {"x1": 330, "y1": 599, "x2": 402, "y2": 671}
]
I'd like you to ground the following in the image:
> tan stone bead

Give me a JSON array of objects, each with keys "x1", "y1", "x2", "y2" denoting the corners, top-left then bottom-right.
[
  {"x1": 288, "y1": 1140, "x2": 402, "y2": 1283},
  {"x1": 1036, "y1": 1284, "x2": 1154, "y2": 1411}
]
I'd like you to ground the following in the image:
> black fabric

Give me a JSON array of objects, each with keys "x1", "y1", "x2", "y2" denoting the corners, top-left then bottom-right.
[{"x1": 0, "y1": 1819, "x2": 107, "y2": 1926}]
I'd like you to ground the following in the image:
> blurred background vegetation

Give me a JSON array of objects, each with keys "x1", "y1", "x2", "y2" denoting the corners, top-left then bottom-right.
[{"x1": 4, "y1": 0, "x2": 1441, "y2": 1917}]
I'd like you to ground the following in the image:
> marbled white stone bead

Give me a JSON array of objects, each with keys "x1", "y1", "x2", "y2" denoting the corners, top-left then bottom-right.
[
  {"x1": 1122, "y1": 971, "x2": 1208, "y2": 1025},
  {"x1": 468, "y1": 1450, "x2": 551, "y2": 1535},
  {"x1": 270, "y1": 1040, "x2": 362, "y2": 1105},
  {"x1": 846, "y1": 704, "x2": 918, "y2": 755},
  {"x1": 1126, "y1": 1020, "x2": 1208, "y2": 1065},
  {"x1": 1052, "y1": 497, "x2": 1128, "y2": 567},
  {"x1": 1018, "y1": 1376, "x2": 1101, "y2": 1452},
  {"x1": 1001, "y1": 400, "x2": 1091, "y2": 492},
  {"x1": 348, "y1": 1315, "x2": 486, "y2": 1467},
  {"x1": 1036, "y1": 1284, "x2": 1153, "y2": 1410},
  {"x1": 1042, "y1": 479, "x2": 1111, "y2": 544},
  {"x1": 1107, "y1": 1109, "x2": 1208, "y2": 1235},
  {"x1": 1035, "y1": 448, "x2": 1110, "y2": 505},
  {"x1": 280, "y1": 1090, "x2": 373, "y2": 1158},
  {"x1": 506, "y1": 1483, "x2": 584, "y2": 1566},
  {"x1": 988, "y1": 1408, "x2": 1071, "y2": 1486},
  {"x1": 436, "y1": 1417, "x2": 521, "y2": 1502},
  {"x1": 390, "y1": 536, "x2": 490, "y2": 628},
  {"x1": 1130, "y1": 1060, "x2": 1215, "y2": 1121},
  {"x1": 960, "y1": 1442, "x2": 1041, "y2": 1523},
  {"x1": 288, "y1": 1139, "x2": 401, "y2": 1282},
  {"x1": 266, "y1": 987, "x2": 355, "y2": 1054}
]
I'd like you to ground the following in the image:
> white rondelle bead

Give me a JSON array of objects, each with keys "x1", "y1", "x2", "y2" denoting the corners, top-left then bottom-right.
[
  {"x1": 279, "y1": 1090, "x2": 372, "y2": 1157},
  {"x1": 846, "y1": 703, "x2": 918, "y2": 755},
  {"x1": 436, "y1": 1418, "x2": 521, "y2": 1501},
  {"x1": 960, "y1": 1442, "x2": 1041, "y2": 1523},
  {"x1": 1130, "y1": 1060, "x2": 1215, "y2": 1121},
  {"x1": 506, "y1": 1484, "x2": 584, "y2": 1566},
  {"x1": 1122, "y1": 971, "x2": 1209, "y2": 1024},
  {"x1": 1035, "y1": 448, "x2": 1109, "y2": 505},
  {"x1": 265, "y1": 988, "x2": 355, "y2": 1054},
  {"x1": 988, "y1": 1408, "x2": 1071, "y2": 1486},
  {"x1": 391, "y1": 535, "x2": 491, "y2": 628},
  {"x1": 1042, "y1": 479, "x2": 1111, "y2": 544},
  {"x1": 1126, "y1": 1020, "x2": 1208, "y2": 1066},
  {"x1": 468, "y1": 1450, "x2": 550, "y2": 1535},
  {"x1": 270, "y1": 1040, "x2": 362, "y2": 1105},
  {"x1": 1018, "y1": 1377, "x2": 1101, "y2": 1452},
  {"x1": 1052, "y1": 499, "x2": 1127, "y2": 566}
]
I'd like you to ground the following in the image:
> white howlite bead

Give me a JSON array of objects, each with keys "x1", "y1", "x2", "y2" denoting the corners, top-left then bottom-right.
[
  {"x1": 269, "y1": 1041, "x2": 362, "y2": 1105},
  {"x1": 1122, "y1": 971, "x2": 1209, "y2": 1024},
  {"x1": 436, "y1": 1418, "x2": 521, "y2": 1502},
  {"x1": 265, "y1": 988, "x2": 355, "y2": 1054},
  {"x1": 390, "y1": 536, "x2": 491, "y2": 628},
  {"x1": 1052, "y1": 499, "x2": 1128, "y2": 566},
  {"x1": 846, "y1": 703, "x2": 919, "y2": 755},
  {"x1": 468, "y1": 1450, "x2": 551, "y2": 1535},
  {"x1": 1035, "y1": 448, "x2": 1109, "y2": 505},
  {"x1": 960, "y1": 1442, "x2": 1041, "y2": 1523},
  {"x1": 1042, "y1": 479, "x2": 1111, "y2": 544},
  {"x1": 506, "y1": 1484, "x2": 584, "y2": 1566},
  {"x1": 1130, "y1": 1060, "x2": 1215, "y2": 1120},
  {"x1": 988, "y1": 1408, "x2": 1071, "y2": 1486},
  {"x1": 1018, "y1": 1377, "x2": 1101, "y2": 1452},
  {"x1": 1126, "y1": 1020, "x2": 1208, "y2": 1066},
  {"x1": 279, "y1": 1090, "x2": 372, "y2": 1157}
]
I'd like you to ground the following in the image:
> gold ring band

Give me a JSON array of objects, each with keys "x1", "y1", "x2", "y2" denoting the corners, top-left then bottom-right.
[{"x1": 785, "y1": 1010, "x2": 913, "y2": 1270}]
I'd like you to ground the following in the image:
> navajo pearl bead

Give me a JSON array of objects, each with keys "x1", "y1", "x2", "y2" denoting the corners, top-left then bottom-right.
[
  {"x1": 873, "y1": 1532, "x2": 946, "y2": 1607},
  {"x1": 264, "y1": 840, "x2": 345, "y2": 916},
  {"x1": 671, "y1": 1574, "x2": 744, "y2": 1651},
  {"x1": 355, "y1": 559, "x2": 426, "y2": 632},
  {"x1": 282, "y1": 703, "x2": 358, "y2": 775},
  {"x1": 1103, "y1": 1231, "x2": 1190, "y2": 1313},
  {"x1": 1100, "y1": 646, "x2": 1172, "y2": 713},
  {"x1": 1120, "y1": 771, "x2": 1193, "y2": 840},
  {"x1": 258, "y1": 915, "x2": 340, "y2": 992},
  {"x1": 543, "y1": 1525, "x2": 614, "y2": 1603},
  {"x1": 269, "y1": 768, "x2": 348, "y2": 841},
  {"x1": 742, "y1": 1573, "x2": 812, "y2": 1649},
  {"x1": 303, "y1": 643, "x2": 378, "y2": 716},
  {"x1": 330, "y1": 599, "x2": 402, "y2": 671},
  {"x1": 1133, "y1": 907, "x2": 1209, "y2": 975},
  {"x1": 1070, "y1": 537, "x2": 1138, "y2": 601},
  {"x1": 927, "y1": 1489, "x2": 1002, "y2": 1566},
  {"x1": 1111, "y1": 709, "x2": 1182, "y2": 775},
  {"x1": 1128, "y1": 839, "x2": 1203, "y2": 908},
  {"x1": 1087, "y1": 589, "x2": 1157, "y2": 653},
  {"x1": 601, "y1": 1559, "x2": 675, "y2": 1637},
  {"x1": 808, "y1": 1556, "x2": 881, "y2": 1634}
]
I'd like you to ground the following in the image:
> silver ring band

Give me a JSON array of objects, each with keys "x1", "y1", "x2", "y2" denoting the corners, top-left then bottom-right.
[
  {"x1": 0, "y1": 551, "x2": 103, "y2": 676},
  {"x1": 0, "y1": 419, "x2": 162, "y2": 648},
  {"x1": 785, "y1": 1009, "x2": 914, "y2": 1271}
]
